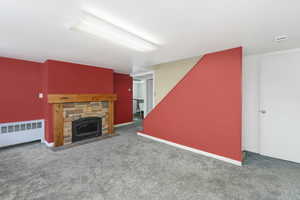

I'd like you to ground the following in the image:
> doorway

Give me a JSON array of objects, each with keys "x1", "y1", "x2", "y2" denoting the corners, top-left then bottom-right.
[{"x1": 132, "y1": 72, "x2": 154, "y2": 122}]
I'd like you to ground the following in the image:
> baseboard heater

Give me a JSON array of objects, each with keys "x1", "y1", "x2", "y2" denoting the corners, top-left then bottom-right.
[{"x1": 0, "y1": 120, "x2": 44, "y2": 148}]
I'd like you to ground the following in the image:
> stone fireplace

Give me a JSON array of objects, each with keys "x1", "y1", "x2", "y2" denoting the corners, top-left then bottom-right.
[
  {"x1": 63, "y1": 102, "x2": 109, "y2": 144},
  {"x1": 48, "y1": 94, "x2": 117, "y2": 147}
]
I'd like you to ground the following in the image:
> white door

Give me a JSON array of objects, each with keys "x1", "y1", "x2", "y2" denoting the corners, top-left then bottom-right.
[{"x1": 260, "y1": 52, "x2": 300, "y2": 163}]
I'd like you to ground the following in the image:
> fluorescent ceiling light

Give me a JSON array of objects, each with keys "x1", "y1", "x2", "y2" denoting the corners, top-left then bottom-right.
[
  {"x1": 71, "y1": 11, "x2": 158, "y2": 52},
  {"x1": 274, "y1": 35, "x2": 288, "y2": 42}
]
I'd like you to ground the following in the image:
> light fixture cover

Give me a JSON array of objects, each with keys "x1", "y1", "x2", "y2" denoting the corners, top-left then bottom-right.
[
  {"x1": 71, "y1": 11, "x2": 158, "y2": 52},
  {"x1": 275, "y1": 35, "x2": 288, "y2": 42}
]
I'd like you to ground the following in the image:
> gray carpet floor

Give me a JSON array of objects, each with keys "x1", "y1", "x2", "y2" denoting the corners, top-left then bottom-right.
[{"x1": 0, "y1": 123, "x2": 300, "y2": 200}]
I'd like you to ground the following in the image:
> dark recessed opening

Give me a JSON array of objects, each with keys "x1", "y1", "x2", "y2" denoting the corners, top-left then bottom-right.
[{"x1": 72, "y1": 117, "x2": 102, "y2": 143}]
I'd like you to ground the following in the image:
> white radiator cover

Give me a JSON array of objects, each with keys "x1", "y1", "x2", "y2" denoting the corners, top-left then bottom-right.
[{"x1": 0, "y1": 119, "x2": 44, "y2": 148}]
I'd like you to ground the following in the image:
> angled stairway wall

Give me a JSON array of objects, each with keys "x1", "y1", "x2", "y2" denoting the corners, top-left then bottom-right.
[
  {"x1": 141, "y1": 47, "x2": 242, "y2": 162},
  {"x1": 152, "y1": 56, "x2": 201, "y2": 105}
]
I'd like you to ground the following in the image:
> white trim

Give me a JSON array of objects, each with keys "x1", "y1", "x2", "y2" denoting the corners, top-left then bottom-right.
[
  {"x1": 152, "y1": 71, "x2": 156, "y2": 107},
  {"x1": 133, "y1": 80, "x2": 145, "y2": 84},
  {"x1": 131, "y1": 71, "x2": 154, "y2": 77},
  {"x1": 42, "y1": 140, "x2": 54, "y2": 147},
  {"x1": 137, "y1": 132, "x2": 242, "y2": 166},
  {"x1": 114, "y1": 121, "x2": 134, "y2": 127},
  {"x1": 145, "y1": 78, "x2": 154, "y2": 116},
  {"x1": 250, "y1": 48, "x2": 300, "y2": 57},
  {"x1": 142, "y1": 80, "x2": 148, "y2": 116}
]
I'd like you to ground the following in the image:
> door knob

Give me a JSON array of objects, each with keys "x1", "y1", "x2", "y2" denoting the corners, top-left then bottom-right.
[{"x1": 259, "y1": 110, "x2": 267, "y2": 114}]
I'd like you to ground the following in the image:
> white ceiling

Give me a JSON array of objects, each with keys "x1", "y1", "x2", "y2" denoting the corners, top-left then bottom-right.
[{"x1": 1, "y1": 0, "x2": 300, "y2": 73}]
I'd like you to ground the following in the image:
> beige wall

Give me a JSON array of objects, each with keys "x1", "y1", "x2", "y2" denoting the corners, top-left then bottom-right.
[{"x1": 152, "y1": 56, "x2": 201, "y2": 105}]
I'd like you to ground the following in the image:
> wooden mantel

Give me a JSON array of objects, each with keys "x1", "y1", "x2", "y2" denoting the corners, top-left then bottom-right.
[
  {"x1": 48, "y1": 94, "x2": 117, "y2": 103},
  {"x1": 48, "y1": 94, "x2": 117, "y2": 147}
]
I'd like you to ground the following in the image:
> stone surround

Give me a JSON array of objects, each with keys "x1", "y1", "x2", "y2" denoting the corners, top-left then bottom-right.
[{"x1": 63, "y1": 101, "x2": 109, "y2": 145}]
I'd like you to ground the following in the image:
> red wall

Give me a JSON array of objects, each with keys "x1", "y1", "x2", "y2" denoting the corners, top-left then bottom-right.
[
  {"x1": 44, "y1": 60, "x2": 114, "y2": 142},
  {"x1": 113, "y1": 73, "x2": 133, "y2": 124},
  {"x1": 45, "y1": 60, "x2": 113, "y2": 94},
  {"x1": 142, "y1": 47, "x2": 242, "y2": 162},
  {"x1": 0, "y1": 57, "x2": 44, "y2": 123},
  {"x1": 0, "y1": 57, "x2": 133, "y2": 143}
]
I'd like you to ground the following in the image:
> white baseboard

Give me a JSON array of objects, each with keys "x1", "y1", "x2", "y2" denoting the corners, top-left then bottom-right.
[
  {"x1": 42, "y1": 139, "x2": 54, "y2": 147},
  {"x1": 114, "y1": 121, "x2": 134, "y2": 128},
  {"x1": 137, "y1": 132, "x2": 242, "y2": 166}
]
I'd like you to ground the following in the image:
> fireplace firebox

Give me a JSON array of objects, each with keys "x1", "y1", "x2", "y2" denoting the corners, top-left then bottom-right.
[{"x1": 72, "y1": 117, "x2": 102, "y2": 142}]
